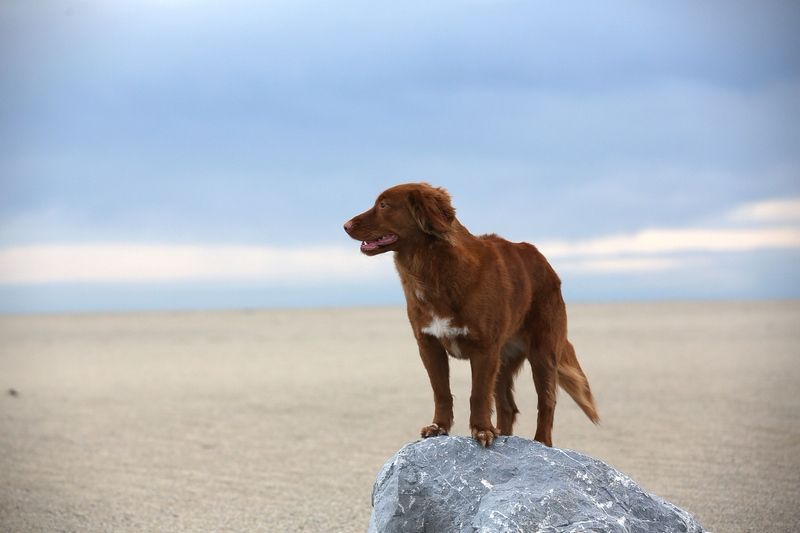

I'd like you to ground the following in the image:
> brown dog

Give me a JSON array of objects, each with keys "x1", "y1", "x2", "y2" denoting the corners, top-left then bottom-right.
[{"x1": 344, "y1": 183, "x2": 598, "y2": 447}]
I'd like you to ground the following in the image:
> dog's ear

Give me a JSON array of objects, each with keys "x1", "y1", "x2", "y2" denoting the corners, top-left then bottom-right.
[{"x1": 408, "y1": 184, "x2": 456, "y2": 238}]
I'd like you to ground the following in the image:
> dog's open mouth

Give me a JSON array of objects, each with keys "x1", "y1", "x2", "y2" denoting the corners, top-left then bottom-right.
[{"x1": 360, "y1": 234, "x2": 398, "y2": 252}]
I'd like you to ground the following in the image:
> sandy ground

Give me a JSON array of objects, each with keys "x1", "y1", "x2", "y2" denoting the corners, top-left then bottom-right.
[{"x1": 0, "y1": 301, "x2": 798, "y2": 532}]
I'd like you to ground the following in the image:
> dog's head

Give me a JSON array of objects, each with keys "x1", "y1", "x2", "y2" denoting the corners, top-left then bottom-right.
[{"x1": 343, "y1": 183, "x2": 456, "y2": 255}]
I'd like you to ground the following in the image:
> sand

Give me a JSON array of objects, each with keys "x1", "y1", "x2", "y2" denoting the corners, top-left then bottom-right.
[{"x1": 1, "y1": 301, "x2": 798, "y2": 532}]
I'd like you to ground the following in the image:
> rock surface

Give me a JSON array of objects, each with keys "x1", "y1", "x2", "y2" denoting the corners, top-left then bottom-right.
[{"x1": 369, "y1": 436, "x2": 706, "y2": 533}]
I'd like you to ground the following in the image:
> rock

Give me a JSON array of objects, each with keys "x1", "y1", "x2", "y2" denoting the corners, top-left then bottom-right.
[{"x1": 369, "y1": 436, "x2": 706, "y2": 533}]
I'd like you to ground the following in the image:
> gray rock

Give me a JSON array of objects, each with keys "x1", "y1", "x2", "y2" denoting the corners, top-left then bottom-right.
[{"x1": 369, "y1": 436, "x2": 706, "y2": 533}]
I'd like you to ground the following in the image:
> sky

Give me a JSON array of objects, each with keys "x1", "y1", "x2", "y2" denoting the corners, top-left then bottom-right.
[{"x1": 0, "y1": 0, "x2": 799, "y2": 313}]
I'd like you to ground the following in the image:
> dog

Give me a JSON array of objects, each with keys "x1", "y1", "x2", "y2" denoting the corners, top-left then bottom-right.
[{"x1": 344, "y1": 183, "x2": 598, "y2": 447}]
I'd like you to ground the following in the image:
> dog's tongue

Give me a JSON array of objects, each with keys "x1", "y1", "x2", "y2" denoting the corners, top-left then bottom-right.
[{"x1": 361, "y1": 234, "x2": 397, "y2": 250}]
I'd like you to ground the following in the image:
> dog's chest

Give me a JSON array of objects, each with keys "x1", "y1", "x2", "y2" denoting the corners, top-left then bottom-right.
[
  {"x1": 423, "y1": 315, "x2": 469, "y2": 358},
  {"x1": 414, "y1": 298, "x2": 470, "y2": 359},
  {"x1": 421, "y1": 314, "x2": 469, "y2": 339}
]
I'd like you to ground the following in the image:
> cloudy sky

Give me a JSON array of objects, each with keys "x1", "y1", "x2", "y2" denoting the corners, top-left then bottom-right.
[{"x1": 1, "y1": 0, "x2": 799, "y2": 312}]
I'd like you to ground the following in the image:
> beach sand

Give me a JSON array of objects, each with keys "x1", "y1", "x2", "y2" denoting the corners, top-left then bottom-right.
[{"x1": 1, "y1": 301, "x2": 798, "y2": 532}]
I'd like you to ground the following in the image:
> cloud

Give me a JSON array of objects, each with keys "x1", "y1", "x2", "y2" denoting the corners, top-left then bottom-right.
[
  {"x1": 556, "y1": 257, "x2": 684, "y2": 274},
  {"x1": 2, "y1": 197, "x2": 800, "y2": 284},
  {"x1": 539, "y1": 199, "x2": 800, "y2": 273},
  {"x1": 1, "y1": 225, "x2": 797, "y2": 284},
  {"x1": 727, "y1": 197, "x2": 800, "y2": 223},
  {"x1": 539, "y1": 226, "x2": 800, "y2": 259},
  {"x1": 0, "y1": 244, "x2": 394, "y2": 285}
]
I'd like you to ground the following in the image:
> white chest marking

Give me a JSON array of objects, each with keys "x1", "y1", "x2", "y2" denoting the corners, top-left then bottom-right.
[{"x1": 421, "y1": 315, "x2": 469, "y2": 339}]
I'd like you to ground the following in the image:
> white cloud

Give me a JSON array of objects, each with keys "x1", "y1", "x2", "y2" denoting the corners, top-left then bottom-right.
[
  {"x1": 0, "y1": 244, "x2": 394, "y2": 285},
  {"x1": 539, "y1": 223, "x2": 800, "y2": 274},
  {"x1": 727, "y1": 197, "x2": 800, "y2": 223},
  {"x1": 539, "y1": 226, "x2": 800, "y2": 259},
  {"x1": 2, "y1": 197, "x2": 800, "y2": 284},
  {"x1": 556, "y1": 257, "x2": 683, "y2": 273}
]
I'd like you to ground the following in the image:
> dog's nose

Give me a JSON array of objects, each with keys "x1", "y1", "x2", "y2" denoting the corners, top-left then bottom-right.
[{"x1": 343, "y1": 220, "x2": 354, "y2": 233}]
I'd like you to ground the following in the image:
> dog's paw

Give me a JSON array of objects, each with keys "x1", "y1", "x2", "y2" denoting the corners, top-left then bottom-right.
[
  {"x1": 471, "y1": 426, "x2": 500, "y2": 447},
  {"x1": 420, "y1": 423, "x2": 449, "y2": 438}
]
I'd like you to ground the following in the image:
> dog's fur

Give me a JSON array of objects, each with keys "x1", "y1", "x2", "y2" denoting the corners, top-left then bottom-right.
[{"x1": 344, "y1": 183, "x2": 598, "y2": 447}]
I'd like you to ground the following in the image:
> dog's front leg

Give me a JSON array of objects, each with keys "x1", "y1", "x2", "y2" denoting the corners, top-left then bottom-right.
[
  {"x1": 417, "y1": 336, "x2": 453, "y2": 438},
  {"x1": 469, "y1": 349, "x2": 501, "y2": 447}
]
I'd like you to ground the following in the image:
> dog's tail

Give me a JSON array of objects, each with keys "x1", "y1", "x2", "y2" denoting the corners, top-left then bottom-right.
[{"x1": 557, "y1": 341, "x2": 600, "y2": 424}]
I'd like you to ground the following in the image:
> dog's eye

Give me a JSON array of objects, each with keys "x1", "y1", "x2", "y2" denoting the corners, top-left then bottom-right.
[{"x1": 379, "y1": 201, "x2": 388, "y2": 209}]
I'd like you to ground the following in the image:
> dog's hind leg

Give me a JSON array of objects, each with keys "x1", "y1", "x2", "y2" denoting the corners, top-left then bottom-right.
[
  {"x1": 528, "y1": 346, "x2": 558, "y2": 447},
  {"x1": 495, "y1": 346, "x2": 525, "y2": 435}
]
